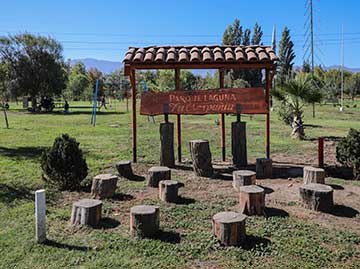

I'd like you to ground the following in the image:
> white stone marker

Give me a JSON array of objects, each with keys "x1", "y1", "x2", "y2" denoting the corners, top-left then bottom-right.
[{"x1": 35, "y1": 189, "x2": 46, "y2": 243}]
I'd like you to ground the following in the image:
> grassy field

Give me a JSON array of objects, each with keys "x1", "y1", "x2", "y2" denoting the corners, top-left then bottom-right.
[{"x1": 0, "y1": 100, "x2": 359, "y2": 268}]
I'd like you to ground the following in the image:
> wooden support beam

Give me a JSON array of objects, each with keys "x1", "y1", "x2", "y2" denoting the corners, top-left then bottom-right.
[
  {"x1": 219, "y1": 69, "x2": 225, "y2": 161},
  {"x1": 265, "y1": 69, "x2": 271, "y2": 159},
  {"x1": 175, "y1": 68, "x2": 181, "y2": 163},
  {"x1": 130, "y1": 69, "x2": 137, "y2": 163}
]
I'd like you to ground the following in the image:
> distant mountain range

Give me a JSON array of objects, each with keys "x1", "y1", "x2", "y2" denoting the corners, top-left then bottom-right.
[{"x1": 71, "y1": 58, "x2": 360, "y2": 75}]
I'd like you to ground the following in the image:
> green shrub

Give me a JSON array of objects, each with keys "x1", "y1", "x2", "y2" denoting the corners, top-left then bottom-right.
[
  {"x1": 336, "y1": 128, "x2": 360, "y2": 180},
  {"x1": 41, "y1": 134, "x2": 88, "y2": 190}
]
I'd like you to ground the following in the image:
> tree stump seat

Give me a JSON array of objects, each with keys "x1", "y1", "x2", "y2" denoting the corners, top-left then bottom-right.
[
  {"x1": 71, "y1": 199, "x2": 102, "y2": 227},
  {"x1": 233, "y1": 170, "x2": 256, "y2": 191},
  {"x1": 256, "y1": 158, "x2": 273, "y2": 179},
  {"x1": 130, "y1": 205, "x2": 160, "y2": 238},
  {"x1": 212, "y1": 211, "x2": 247, "y2": 246},
  {"x1": 148, "y1": 166, "x2": 171, "y2": 187},
  {"x1": 299, "y1": 183, "x2": 333, "y2": 212},
  {"x1": 189, "y1": 139, "x2": 213, "y2": 177},
  {"x1": 303, "y1": 166, "x2": 325, "y2": 184},
  {"x1": 159, "y1": 180, "x2": 179, "y2": 203},
  {"x1": 239, "y1": 185, "x2": 265, "y2": 215},
  {"x1": 91, "y1": 174, "x2": 118, "y2": 199},
  {"x1": 116, "y1": 160, "x2": 133, "y2": 179}
]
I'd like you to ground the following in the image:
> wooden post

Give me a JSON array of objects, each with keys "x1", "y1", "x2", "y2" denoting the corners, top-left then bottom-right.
[
  {"x1": 265, "y1": 69, "x2": 271, "y2": 159},
  {"x1": 175, "y1": 68, "x2": 182, "y2": 163},
  {"x1": 130, "y1": 69, "x2": 137, "y2": 163},
  {"x1": 318, "y1": 137, "x2": 324, "y2": 168},
  {"x1": 35, "y1": 189, "x2": 46, "y2": 243},
  {"x1": 219, "y1": 69, "x2": 225, "y2": 161}
]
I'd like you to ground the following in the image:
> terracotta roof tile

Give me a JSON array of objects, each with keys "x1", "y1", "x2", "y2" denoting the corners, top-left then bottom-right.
[{"x1": 123, "y1": 45, "x2": 278, "y2": 65}]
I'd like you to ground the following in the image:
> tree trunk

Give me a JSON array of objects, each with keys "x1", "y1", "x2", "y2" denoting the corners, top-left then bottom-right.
[
  {"x1": 291, "y1": 116, "x2": 305, "y2": 139},
  {"x1": 256, "y1": 158, "x2": 272, "y2": 179},
  {"x1": 189, "y1": 139, "x2": 213, "y2": 177},
  {"x1": 299, "y1": 183, "x2": 333, "y2": 212},
  {"x1": 159, "y1": 180, "x2": 179, "y2": 203},
  {"x1": 71, "y1": 199, "x2": 102, "y2": 227},
  {"x1": 303, "y1": 166, "x2": 325, "y2": 184},
  {"x1": 31, "y1": 96, "x2": 37, "y2": 112},
  {"x1": 130, "y1": 205, "x2": 160, "y2": 238},
  {"x1": 231, "y1": 121, "x2": 247, "y2": 167},
  {"x1": 238, "y1": 185, "x2": 265, "y2": 215},
  {"x1": 232, "y1": 170, "x2": 256, "y2": 191},
  {"x1": 212, "y1": 211, "x2": 246, "y2": 246},
  {"x1": 3, "y1": 107, "x2": 9, "y2": 129},
  {"x1": 148, "y1": 166, "x2": 171, "y2": 187},
  {"x1": 160, "y1": 122, "x2": 175, "y2": 168},
  {"x1": 116, "y1": 160, "x2": 133, "y2": 179}
]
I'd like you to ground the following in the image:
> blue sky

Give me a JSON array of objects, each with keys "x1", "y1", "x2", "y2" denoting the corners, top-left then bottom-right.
[{"x1": 0, "y1": 0, "x2": 359, "y2": 67}]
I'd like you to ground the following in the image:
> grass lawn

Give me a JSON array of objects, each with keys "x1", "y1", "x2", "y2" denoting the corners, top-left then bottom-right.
[{"x1": 0, "y1": 100, "x2": 359, "y2": 268}]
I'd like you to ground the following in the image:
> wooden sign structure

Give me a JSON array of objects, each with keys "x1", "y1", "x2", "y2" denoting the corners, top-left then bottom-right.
[
  {"x1": 140, "y1": 88, "x2": 267, "y2": 116},
  {"x1": 124, "y1": 45, "x2": 277, "y2": 163}
]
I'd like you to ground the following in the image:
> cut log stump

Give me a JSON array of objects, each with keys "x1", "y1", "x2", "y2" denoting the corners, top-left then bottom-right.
[
  {"x1": 189, "y1": 139, "x2": 213, "y2": 177},
  {"x1": 256, "y1": 158, "x2": 273, "y2": 179},
  {"x1": 239, "y1": 185, "x2": 265, "y2": 215},
  {"x1": 299, "y1": 183, "x2": 333, "y2": 212},
  {"x1": 233, "y1": 170, "x2": 256, "y2": 191},
  {"x1": 231, "y1": 121, "x2": 247, "y2": 167},
  {"x1": 303, "y1": 166, "x2": 325, "y2": 184},
  {"x1": 130, "y1": 205, "x2": 160, "y2": 238},
  {"x1": 91, "y1": 174, "x2": 118, "y2": 199},
  {"x1": 71, "y1": 199, "x2": 102, "y2": 227},
  {"x1": 148, "y1": 166, "x2": 171, "y2": 187},
  {"x1": 159, "y1": 180, "x2": 179, "y2": 203},
  {"x1": 116, "y1": 160, "x2": 133, "y2": 179},
  {"x1": 160, "y1": 122, "x2": 175, "y2": 168},
  {"x1": 212, "y1": 211, "x2": 247, "y2": 246}
]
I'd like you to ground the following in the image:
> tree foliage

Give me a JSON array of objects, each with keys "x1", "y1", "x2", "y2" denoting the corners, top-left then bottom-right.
[
  {"x1": 336, "y1": 128, "x2": 360, "y2": 180},
  {"x1": 41, "y1": 134, "x2": 88, "y2": 190},
  {"x1": 65, "y1": 62, "x2": 90, "y2": 100},
  {"x1": 0, "y1": 34, "x2": 67, "y2": 102},
  {"x1": 277, "y1": 27, "x2": 296, "y2": 85}
]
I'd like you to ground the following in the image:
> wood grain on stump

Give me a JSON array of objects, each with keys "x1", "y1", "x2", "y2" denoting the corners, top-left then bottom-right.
[
  {"x1": 91, "y1": 174, "x2": 118, "y2": 199},
  {"x1": 148, "y1": 166, "x2": 171, "y2": 187},
  {"x1": 233, "y1": 170, "x2": 256, "y2": 191},
  {"x1": 130, "y1": 205, "x2": 160, "y2": 238},
  {"x1": 231, "y1": 121, "x2": 247, "y2": 167},
  {"x1": 303, "y1": 166, "x2": 325, "y2": 184},
  {"x1": 159, "y1": 180, "x2": 179, "y2": 203},
  {"x1": 299, "y1": 183, "x2": 333, "y2": 212},
  {"x1": 212, "y1": 211, "x2": 247, "y2": 246},
  {"x1": 71, "y1": 199, "x2": 102, "y2": 227},
  {"x1": 256, "y1": 158, "x2": 273, "y2": 179},
  {"x1": 116, "y1": 160, "x2": 133, "y2": 179},
  {"x1": 239, "y1": 185, "x2": 265, "y2": 215},
  {"x1": 160, "y1": 122, "x2": 175, "y2": 168},
  {"x1": 189, "y1": 139, "x2": 213, "y2": 177}
]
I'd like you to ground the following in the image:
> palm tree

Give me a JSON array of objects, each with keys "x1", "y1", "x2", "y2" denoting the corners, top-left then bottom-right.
[{"x1": 272, "y1": 73, "x2": 322, "y2": 139}]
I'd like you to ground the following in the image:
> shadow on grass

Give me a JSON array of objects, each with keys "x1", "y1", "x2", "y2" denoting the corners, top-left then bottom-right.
[
  {"x1": 242, "y1": 235, "x2": 271, "y2": 250},
  {"x1": 157, "y1": 230, "x2": 181, "y2": 244},
  {"x1": 112, "y1": 193, "x2": 134, "y2": 201},
  {"x1": 175, "y1": 196, "x2": 195, "y2": 205},
  {"x1": 258, "y1": 185, "x2": 274, "y2": 195},
  {"x1": 326, "y1": 184, "x2": 344, "y2": 190},
  {"x1": 44, "y1": 239, "x2": 89, "y2": 251},
  {"x1": 174, "y1": 164, "x2": 193, "y2": 172},
  {"x1": 97, "y1": 217, "x2": 121, "y2": 229},
  {"x1": 0, "y1": 146, "x2": 46, "y2": 159},
  {"x1": 128, "y1": 174, "x2": 146, "y2": 182},
  {"x1": 0, "y1": 183, "x2": 33, "y2": 204},
  {"x1": 329, "y1": 205, "x2": 359, "y2": 218},
  {"x1": 264, "y1": 207, "x2": 289, "y2": 218}
]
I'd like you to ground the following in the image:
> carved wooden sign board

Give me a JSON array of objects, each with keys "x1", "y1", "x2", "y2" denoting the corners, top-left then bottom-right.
[{"x1": 140, "y1": 88, "x2": 267, "y2": 115}]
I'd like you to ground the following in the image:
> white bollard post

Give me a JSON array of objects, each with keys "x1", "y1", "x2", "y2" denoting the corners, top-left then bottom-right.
[{"x1": 35, "y1": 189, "x2": 46, "y2": 243}]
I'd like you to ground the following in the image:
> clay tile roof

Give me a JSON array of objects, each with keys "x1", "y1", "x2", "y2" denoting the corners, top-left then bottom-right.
[{"x1": 123, "y1": 45, "x2": 278, "y2": 65}]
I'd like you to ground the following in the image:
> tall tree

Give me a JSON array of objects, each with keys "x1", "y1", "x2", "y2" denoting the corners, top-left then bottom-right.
[
  {"x1": 0, "y1": 61, "x2": 10, "y2": 128},
  {"x1": 65, "y1": 62, "x2": 90, "y2": 100},
  {"x1": 249, "y1": 23, "x2": 264, "y2": 87},
  {"x1": 277, "y1": 27, "x2": 296, "y2": 85},
  {"x1": 88, "y1": 67, "x2": 104, "y2": 97},
  {"x1": 222, "y1": 19, "x2": 242, "y2": 46},
  {"x1": 0, "y1": 34, "x2": 67, "y2": 110},
  {"x1": 251, "y1": 23, "x2": 263, "y2": 45},
  {"x1": 242, "y1": 28, "x2": 251, "y2": 46}
]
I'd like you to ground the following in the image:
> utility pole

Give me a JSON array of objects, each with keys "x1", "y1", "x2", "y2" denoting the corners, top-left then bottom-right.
[{"x1": 340, "y1": 25, "x2": 344, "y2": 112}]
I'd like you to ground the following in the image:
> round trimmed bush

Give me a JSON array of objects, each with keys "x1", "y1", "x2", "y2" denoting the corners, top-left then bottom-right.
[{"x1": 41, "y1": 134, "x2": 88, "y2": 190}]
